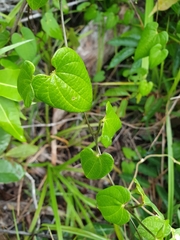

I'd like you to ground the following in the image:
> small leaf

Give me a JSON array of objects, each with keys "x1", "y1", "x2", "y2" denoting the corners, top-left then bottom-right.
[
  {"x1": 109, "y1": 47, "x2": 135, "y2": 69},
  {"x1": 100, "y1": 102, "x2": 121, "y2": 148},
  {"x1": 0, "y1": 97, "x2": 25, "y2": 142},
  {"x1": 93, "y1": 71, "x2": 105, "y2": 82},
  {"x1": 135, "y1": 216, "x2": 171, "y2": 240},
  {"x1": 138, "y1": 80, "x2": 153, "y2": 96},
  {"x1": 6, "y1": 144, "x2": 38, "y2": 160},
  {"x1": 12, "y1": 27, "x2": 37, "y2": 61},
  {"x1": 80, "y1": 148, "x2": 114, "y2": 180},
  {"x1": 17, "y1": 60, "x2": 35, "y2": 107},
  {"x1": 0, "y1": 159, "x2": 25, "y2": 183},
  {"x1": 32, "y1": 47, "x2": 92, "y2": 112},
  {"x1": 0, "y1": 69, "x2": 22, "y2": 101},
  {"x1": 96, "y1": 186, "x2": 131, "y2": 225},
  {"x1": 149, "y1": 0, "x2": 179, "y2": 16},
  {"x1": 149, "y1": 44, "x2": 168, "y2": 69},
  {"x1": 0, "y1": 128, "x2": 11, "y2": 155},
  {"x1": 122, "y1": 161, "x2": 135, "y2": 174},
  {"x1": 41, "y1": 11, "x2": 63, "y2": 40},
  {"x1": 26, "y1": 0, "x2": 48, "y2": 10}
]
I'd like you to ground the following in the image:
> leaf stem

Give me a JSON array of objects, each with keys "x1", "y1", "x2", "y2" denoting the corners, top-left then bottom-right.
[{"x1": 60, "y1": 0, "x2": 68, "y2": 47}]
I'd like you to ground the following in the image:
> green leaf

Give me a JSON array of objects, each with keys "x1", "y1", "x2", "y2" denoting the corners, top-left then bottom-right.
[
  {"x1": 93, "y1": 71, "x2": 105, "y2": 82},
  {"x1": 0, "y1": 97, "x2": 25, "y2": 142},
  {"x1": 122, "y1": 161, "x2": 135, "y2": 174},
  {"x1": 0, "y1": 128, "x2": 11, "y2": 155},
  {"x1": 118, "y1": 99, "x2": 128, "y2": 118},
  {"x1": 41, "y1": 11, "x2": 63, "y2": 40},
  {"x1": 109, "y1": 47, "x2": 135, "y2": 69},
  {"x1": 100, "y1": 102, "x2": 121, "y2": 148},
  {"x1": 0, "y1": 69, "x2": 22, "y2": 101},
  {"x1": 80, "y1": 148, "x2": 114, "y2": 180},
  {"x1": 26, "y1": 0, "x2": 48, "y2": 10},
  {"x1": 17, "y1": 60, "x2": 35, "y2": 107},
  {"x1": 76, "y1": 2, "x2": 90, "y2": 11},
  {"x1": 149, "y1": 44, "x2": 168, "y2": 69},
  {"x1": 0, "y1": 39, "x2": 33, "y2": 56},
  {"x1": 135, "y1": 216, "x2": 171, "y2": 240},
  {"x1": 105, "y1": 12, "x2": 118, "y2": 29},
  {"x1": 108, "y1": 37, "x2": 139, "y2": 47},
  {"x1": 96, "y1": 186, "x2": 131, "y2": 225},
  {"x1": 0, "y1": 30, "x2": 10, "y2": 48},
  {"x1": 134, "y1": 22, "x2": 168, "y2": 60},
  {"x1": 122, "y1": 147, "x2": 137, "y2": 159},
  {"x1": 84, "y1": 4, "x2": 98, "y2": 21},
  {"x1": 32, "y1": 47, "x2": 92, "y2": 112},
  {"x1": 138, "y1": 80, "x2": 153, "y2": 96},
  {"x1": 6, "y1": 144, "x2": 38, "y2": 160},
  {"x1": 134, "y1": 178, "x2": 164, "y2": 219},
  {"x1": 0, "y1": 159, "x2": 25, "y2": 183},
  {"x1": 12, "y1": 27, "x2": 37, "y2": 61}
]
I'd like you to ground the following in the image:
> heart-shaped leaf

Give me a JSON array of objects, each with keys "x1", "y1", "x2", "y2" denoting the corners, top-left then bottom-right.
[
  {"x1": 32, "y1": 47, "x2": 92, "y2": 112},
  {"x1": 135, "y1": 216, "x2": 171, "y2": 240},
  {"x1": 138, "y1": 80, "x2": 153, "y2": 96},
  {"x1": 0, "y1": 159, "x2": 25, "y2": 183},
  {"x1": 134, "y1": 22, "x2": 168, "y2": 61},
  {"x1": 80, "y1": 148, "x2": 114, "y2": 179},
  {"x1": 100, "y1": 102, "x2": 122, "y2": 148},
  {"x1": 17, "y1": 60, "x2": 35, "y2": 107},
  {"x1": 12, "y1": 27, "x2": 37, "y2": 61},
  {"x1": 149, "y1": 44, "x2": 168, "y2": 69},
  {"x1": 96, "y1": 186, "x2": 131, "y2": 225}
]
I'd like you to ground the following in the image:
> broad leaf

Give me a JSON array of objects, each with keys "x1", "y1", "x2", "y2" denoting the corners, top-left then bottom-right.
[
  {"x1": 100, "y1": 102, "x2": 121, "y2": 148},
  {"x1": 0, "y1": 97, "x2": 25, "y2": 142},
  {"x1": 150, "y1": 0, "x2": 179, "y2": 16},
  {"x1": 12, "y1": 27, "x2": 37, "y2": 61},
  {"x1": 0, "y1": 159, "x2": 25, "y2": 183},
  {"x1": 0, "y1": 39, "x2": 33, "y2": 56},
  {"x1": 135, "y1": 216, "x2": 171, "y2": 240},
  {"x1": 134, "y1": 22, "x2": 168, "y2": 60},
  {"x1": 26, "y1": 0, "x2": 48, "y2": 10},
  {"x1": 0, "y1": 69, "x2": 22, "y2": 101},
  {"x1": 17, "y1": 60, "x2": 35, "y2": 107},
  {"x1": 6, "y1": 144, "x2": 38, "y2": 160},
  {"x1": 109, "y1": 47, "x2": 135, "y2": 69},
  {"x1": 32, "y1": 47, "x2": 93, "y2": 112},
  {"x1": 96, "y1": 186, "x2": 131, "y2": 225},
  {"x1": 80, "y1": 148, "x2": 114, "y2": 179},
  {"x1": 41, "y1": 11, "x2": 63, "y2": 40},
  {"x1": 0, "y1": 128, "x2": 11, "y2": 155}
]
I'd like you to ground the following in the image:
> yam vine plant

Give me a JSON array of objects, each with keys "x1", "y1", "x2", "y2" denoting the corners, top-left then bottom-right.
[{"x1": 0, "y1": 0, "x2": 180, "y2": 239}]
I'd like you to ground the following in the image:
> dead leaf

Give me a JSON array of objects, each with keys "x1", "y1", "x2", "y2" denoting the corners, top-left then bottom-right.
[{"x1": 149, "y1": 0, "x2": 178, "y2": 17}]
